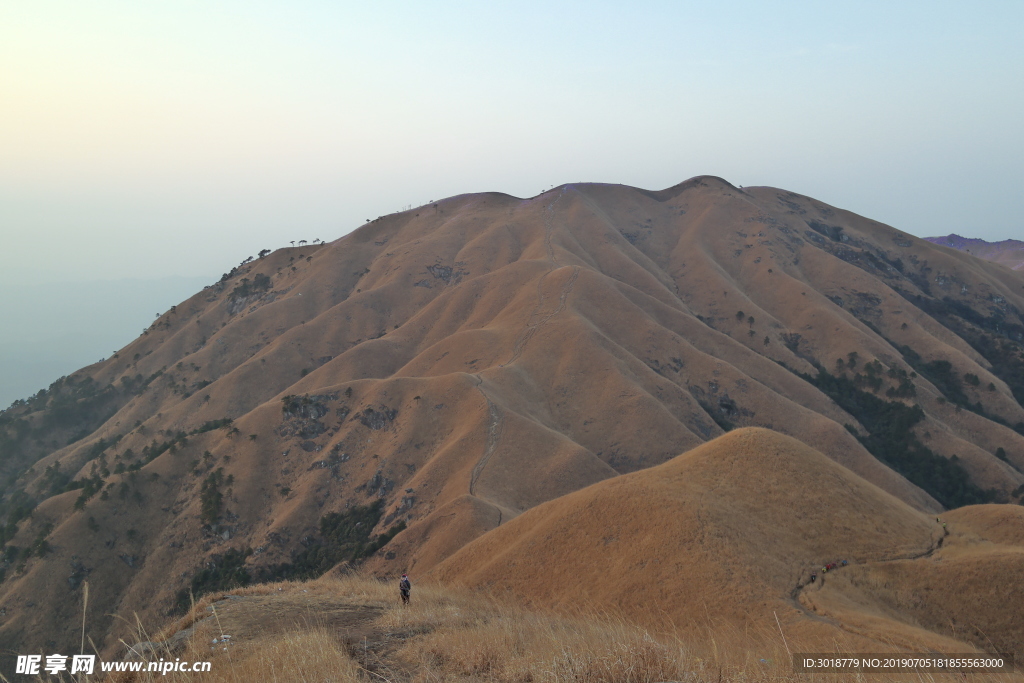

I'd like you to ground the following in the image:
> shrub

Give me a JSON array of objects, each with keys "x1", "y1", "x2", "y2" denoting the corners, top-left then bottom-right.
[
  {"x1": 804, "y1": 369, "x2": 994, "y2": 508},
  {"x1": 190, "y1": 418, "x2": 232, "y2": 435},
  {"x1": 29, "y1": 523, "x2": 53, "y2": 557},
  {"x1": 229, "y1": 273, "x2": 272, "y2": 300},
  {"x1": 174, "y1": 547, "x2": 252, "y2": 613},
  {"x1": 257, "y1": 500, "x2": 405, "y2": 583},
  {"x1": 200, "y1": 469, "x2": 226, "y2": 525},
  {"x1": 698, "y1": 401, "x2": 734, "y2": 432}
]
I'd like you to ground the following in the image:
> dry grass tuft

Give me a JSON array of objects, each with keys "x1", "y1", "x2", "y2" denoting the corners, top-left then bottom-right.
[
  {"x1": 390, "y1": 597, "x2": 790, "y2": 683},
  {"x1": 196, "y1": 629, "x2": 362, "y2": 683},
  {"x1": 112, "y1": 576, "x2": 1023, "y2": 682},
  {"x1": 110, "y1": 628, "x2": 361, "y2": 683}
]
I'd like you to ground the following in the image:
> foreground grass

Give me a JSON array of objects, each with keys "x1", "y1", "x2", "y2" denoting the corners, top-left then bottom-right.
[{"x1": 106, "y1": 575, "x2": 1020, "y2": 682}]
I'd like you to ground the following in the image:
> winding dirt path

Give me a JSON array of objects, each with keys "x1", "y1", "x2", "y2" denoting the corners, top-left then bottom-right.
[
  {"x1": 469, "y1": 381, "x2": 503, "y2": 498},
  {"x1": 786, "y1": 526, "x2": 948, "y2": 628}
]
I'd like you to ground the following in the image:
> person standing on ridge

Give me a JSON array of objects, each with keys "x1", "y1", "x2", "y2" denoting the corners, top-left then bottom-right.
[{"x1": 399, "y1": 573, "x2": 411, "y2": 605}]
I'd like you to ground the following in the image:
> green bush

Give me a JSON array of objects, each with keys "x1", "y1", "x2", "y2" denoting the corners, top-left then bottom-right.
[
  {"x1": 200, "y1": 469, "x2": 226, "y2": 525},
  {"x1": 174, "y1": 547, "x2": 252, "y2": 613},
  {"x1": 190, "y1": 418, "x2": 232, "y2": 435},
  {"x1": 229, "y1": 273, "x2": 272, "y2": 300},
  {"x1": 257, "y1": 500, "x2": 405, "y2": 582},
  {"x1": 897, "y1": 292, "x2": 1024, "y2": 408},
  {"x1": 805, "y1": 369, "x2": 994, "y2": 508},
  {"x1": 698, "y1": 401, "x2": 734, "y2": 432},
  {"x1": 29, "y1": 523, "x2": 53, "y2": 558}
]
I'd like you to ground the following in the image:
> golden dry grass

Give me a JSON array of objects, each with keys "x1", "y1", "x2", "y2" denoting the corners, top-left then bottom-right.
[
  {"x1": 108, "y1": 629, "x2": 362, "y2": 683},
  {"x1": 5, "y1": 177, "x2": 1024, "y2": 660},
  {"x1": 433, "y1": 429, "x2": 939, "y2": 638},
  {"x1": 109, "y1": 575, "x2": 1023, "y2": 683}
]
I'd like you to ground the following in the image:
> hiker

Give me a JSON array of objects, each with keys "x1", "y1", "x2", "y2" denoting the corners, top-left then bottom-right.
[
  {"x1": 810, "y1": 573, "x2": 817, "y2": 584},
  {"x1": 841, "y1": 559, "x2": 848, "y2": 567},
  {"x1": 399, "y1": 573, "x2": 411, "y2": 605}
]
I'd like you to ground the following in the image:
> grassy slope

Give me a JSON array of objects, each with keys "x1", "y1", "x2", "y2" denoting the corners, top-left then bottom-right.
[
  {"x1": 2, "y1": 178, "x2": 1024, "y2": 658},
  {"x1": 110, "y1": 573, "x2": 1024, "y2": 683},
  {"x1": 435, "y1": 428, "x2": 1024, "y2": 658}
]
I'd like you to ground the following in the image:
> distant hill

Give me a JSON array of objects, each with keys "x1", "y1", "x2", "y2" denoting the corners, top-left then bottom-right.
[
  {"x1": 1, "y1": 177, "x2": 1023, "y2": 660},
  {"x1": 926, "y1": 234, "x2": 1024, "y2": 271}
]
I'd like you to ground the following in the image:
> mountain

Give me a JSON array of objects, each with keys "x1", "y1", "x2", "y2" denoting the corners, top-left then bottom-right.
[
  {"x1": 435, "y1": 428, "x2": 1024, "y2": 655},
  {"x1": 926, "y1": 234, "x2": 1024, "y2": 272},
  {"x1": 1, "y1": 177, "x2": 1023, "y2": 659}
]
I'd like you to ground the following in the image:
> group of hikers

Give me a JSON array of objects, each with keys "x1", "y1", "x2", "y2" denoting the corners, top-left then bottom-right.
[
  {"x1": 809, "y1": 559, "x2": 848, "y2": 584},
  {"x1": 806, "y1": 519, "x2": 949, "y2": 587},
  {"x1": 806, "y1": 518, "x2": 950, "y2": 587}
]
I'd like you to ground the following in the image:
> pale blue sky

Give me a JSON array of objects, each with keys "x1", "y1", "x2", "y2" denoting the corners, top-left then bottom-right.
[
  {"x1": 3, "y1": 1, "x2": 1023, "y2": 405},
  {"x1": 2, "y1": 0, "x2": 1024, "y2": 405},
  {"x1": 1, "y1": 0, "x2": 1022, "y2": 290}
]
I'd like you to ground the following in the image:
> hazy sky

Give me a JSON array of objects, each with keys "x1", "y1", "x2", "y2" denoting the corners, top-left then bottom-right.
[
  {"x1": 2, "y1": 0, "x2": 1022, "y2": 289},
  {"x1": 0, "y1": 277, "x2": 208, "y2": 406}
]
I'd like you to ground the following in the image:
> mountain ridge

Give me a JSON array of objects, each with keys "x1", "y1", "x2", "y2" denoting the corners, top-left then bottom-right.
[
  {"x1": 926, "y1": 233, "x2": 1024, "y2": 271},
  {"x1": 1, "y1": 176, "x2": 1023, "y2": 659}
]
